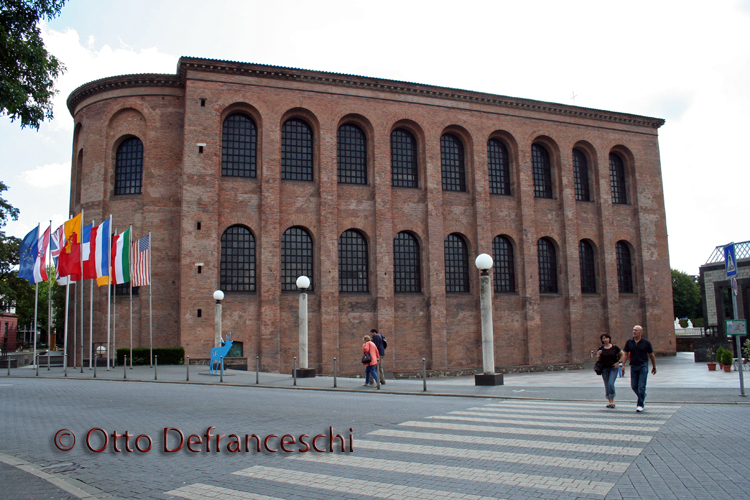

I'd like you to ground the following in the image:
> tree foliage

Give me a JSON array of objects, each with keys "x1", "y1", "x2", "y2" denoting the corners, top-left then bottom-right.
[
  {"x1": 672, "y1": 269, "x2": 701, "y2": 320},
  {"x1": 0, "y1": 0, "x2": 67, "y2": 129},
  {"x1": 0, "y1": 181, "x2": 23, "y2": 306}
]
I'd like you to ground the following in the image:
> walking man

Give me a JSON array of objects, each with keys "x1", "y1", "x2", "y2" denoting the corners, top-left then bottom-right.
[
  {"x1": 371, "y1": 328, "x2": 386, "y2": 384},
  {"x1": 623, "y1": 325, "x2": 657, "y2": 412}
]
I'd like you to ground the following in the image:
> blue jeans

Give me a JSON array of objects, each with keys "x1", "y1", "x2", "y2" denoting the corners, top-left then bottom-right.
[
  {"x1": 630, "y1": 364, "x2": 648, "y2": 407},
  {"x1": 365, "y1": 365, "x2": 378, "y2": 384},
  {"x1": 601, "y1": 367, "x2": 618, "y2": 400}
]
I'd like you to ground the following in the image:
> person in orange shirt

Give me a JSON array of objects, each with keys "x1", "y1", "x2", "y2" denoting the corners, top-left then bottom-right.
[{"x1": 362, "y1": 335, "x2": 380, "y2": 387}]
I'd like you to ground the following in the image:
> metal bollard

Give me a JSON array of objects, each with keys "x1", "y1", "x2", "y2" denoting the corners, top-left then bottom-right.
[
  {"x1": 293, "y1": 357, "x2": 297, "y2": 386},
  {"x1": 256, "y1": 356, "x2": 259, "y2": 385},
  {"x1": 64, "y1": 354, "x2": 67, "y2": 377},
  {"x1": 124, "y1": 355, "x2": 127, "y2": 379},
  {"x1": 220, "y1": 356, "x2": 224, "y2": 383},
  {"x1": 47, "y1": 351, "x2": 50, "y2": 371},
  {"x1": 422, "y1": 358, "x2": 427, "y2": 392},
  {"x1": 36, "y1": 355, "x2": 39, "y2": 376},
  {"x1": 154, "y1": 355, "x2": 158, "y2": 380},
  {"x1": 376, "y1": 359, "x2": 381, "y2": 390},
  {"x1": 6, "y1": 355, "x2": 10, "y2": 376},
  {"x1": 333, "y1": 357, "x2": 337, "y2": 388},
  {"x1": 186, "y1": 355, "x2": 190, "y2": 381},
  {"x1": 94, "y1": 357, "x2": 97, "y2": 378}
]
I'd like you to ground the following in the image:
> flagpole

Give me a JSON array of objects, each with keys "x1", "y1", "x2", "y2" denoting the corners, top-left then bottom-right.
[
  {"x1": 129, "y1": 224, "x2": 133, "y2": 370},
  {"x1": 63, "y1": 282, "x2": 69, "y2": 376},
  {"x1": 47, "y1": 220, "x2": 52, "y2": 360},
  {"x1": 106, "y1": 215, "x2": 112, "y2": 370},
  {"x1": 113, "y1": 227, "x2": 117, "y2": 370},
  {"x1": 149, "y1": 231, "x2": 153, "y2": 367},
  {"x1": 88, "y1": 219, "x2": 94, "y2": 369},
  {"x1": 73, "y1": 281, "x2": 77, "y2": 368},
  {"x1": 32, "y1": 223, "x2": 39, "y2": 368},
  {"x1": 80, "y1": 209, "x2": 84, "y2": 372}
]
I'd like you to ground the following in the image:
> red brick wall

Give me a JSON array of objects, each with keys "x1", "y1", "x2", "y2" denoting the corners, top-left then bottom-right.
[{"x1": 65, "y1": 58, "x2": 675, "y2": 372}]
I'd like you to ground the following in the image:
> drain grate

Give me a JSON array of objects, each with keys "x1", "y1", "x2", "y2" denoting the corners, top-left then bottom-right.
[{"x1": 40, "y1": 462, "x2": 84, "y2": 473}]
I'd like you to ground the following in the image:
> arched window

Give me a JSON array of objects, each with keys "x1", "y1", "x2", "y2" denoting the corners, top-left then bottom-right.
[
  {"x1": 573, "y1": 149, "x2": 590, "y2": 202},
  {"x1": 441, "y1": 134, "x2": 465, "y2": 191},
  {"x1": 281, "y1": 227, "x2": 313, "y2": 291},
  {"x1": 391, "y1": 128, "x2": 418, "y2": 188},
  {"x1": 337, "y1": 124, "x2": 367, "y2": 184},
  {"x1": 444, "y1": 234, "x2": 469, "y2": 292},
  {"x1": 281, "y1": 119, "x2": 313, "y2": 181},
  {"x1": 222, "y1": 113, "x2": 257, "y2": 178},
  {"x1": 532, "y1": 144, "x2": 552, "y2": 198},
  {"x1": 616, "y1": 241, "x2": 634, "y2": 293},
  {"x1": 339, "y1": 230, "x2": 368, "y2": 292},
  {"x1": 492, "y1": 235, "x2": 515, "y2": 293},
  {"x1": 393, "y1": 232, "x2": 421, "y2": 293},
  {"x1": 537, "y1": 237, "x2": 558, "y2": 293},
  {"x1": 220, "y1": 226, "x2": 255, "y2": 292},
  {"x1": 488, "y1": 139, "x2": 510, "y2": 195},
  {"x1": 579, "y1": 240, "x2": 596, "y2": 293},
  {"x1": 610, "y1": 153, "x2": 627, "y2": 204},
  {"x1": 114, "y1": 137, "x2": 143, "y2": 195}
]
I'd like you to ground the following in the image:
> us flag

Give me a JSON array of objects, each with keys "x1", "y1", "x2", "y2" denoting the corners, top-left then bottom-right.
[{"x1": 131, "y1": 233, "x2": 150, "y2": 286}]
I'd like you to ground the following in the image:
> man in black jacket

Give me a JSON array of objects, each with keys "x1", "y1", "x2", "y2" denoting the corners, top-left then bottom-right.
[
  {"x1": 623, "y1": 325, "x2": 657, "y2": 412},
  {"x1": 371, "y1": 328, "x2": 386, "y2": 384}
]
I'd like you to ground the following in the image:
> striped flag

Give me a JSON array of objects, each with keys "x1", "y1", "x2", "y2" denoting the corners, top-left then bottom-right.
[
  {"x1": 50, "y1": 224, "x2": 69, "y2": 285},
  {"x1": 94, "y1": 218, "x2": 110, "y2": 286},
  {"x1": 111, "y1": 228, "x2": 130, "y2": 284},
  {"x1": 131, "y1": 234, "x2": 150, "y2": 287}
]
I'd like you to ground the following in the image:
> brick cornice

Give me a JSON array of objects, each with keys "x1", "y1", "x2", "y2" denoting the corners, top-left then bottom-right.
[
  {"x1": 67, "y1": 57, "x2": 665, "y2": 129},
  {"x1": 67, "y1": 74, "x2": 182, "y2": 115}
]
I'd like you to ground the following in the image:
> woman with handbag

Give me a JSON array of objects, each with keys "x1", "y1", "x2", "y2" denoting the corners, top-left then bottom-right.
[
  {"x1": 596, "y1": 333, "x2": 626, "y2": 408},
  {"x1": 362, "y1": 335, "x2": 380, "y2": 387}
]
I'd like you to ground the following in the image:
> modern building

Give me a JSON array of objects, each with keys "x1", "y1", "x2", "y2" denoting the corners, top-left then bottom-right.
[
  {"x1": 700, "y1": 242, "x2": 750, "y2": 335},
  {"x1": 66, "y1": 57, "x2": 675, "y2": 374}
]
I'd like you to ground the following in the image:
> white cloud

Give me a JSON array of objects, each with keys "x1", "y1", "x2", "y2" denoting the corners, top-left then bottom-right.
[{"x1": 18, "y1": 163, "x2": 69, "y2": 189}]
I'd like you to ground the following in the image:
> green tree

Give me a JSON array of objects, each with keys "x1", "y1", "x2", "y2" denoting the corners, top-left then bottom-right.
[
  {"x1": 0, "y1": 181, "x2": 23, "y2": 307},
  {"x1": 672, "y1": 269, "x2": 701, "y2": 320},
  {"x1": 0, "y1": 0, "x2": 67, "y2": 129}
]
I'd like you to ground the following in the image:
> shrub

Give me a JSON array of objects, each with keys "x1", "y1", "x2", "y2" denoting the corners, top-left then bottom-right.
[
  {"x1": 743, "y1": 339, "x2": 750, "y2": 361},
  {"x1": 705, "y1": 347, "x2": 716, "y2": 362},
  {"x1": 116, "y1": 347, "x2": 184, "y2": 365},
  {"x1": 718, "y1": 347, "x2": 733, "y2": 367}
]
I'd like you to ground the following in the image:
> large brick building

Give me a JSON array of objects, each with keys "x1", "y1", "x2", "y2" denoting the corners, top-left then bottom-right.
[{"x1": 66, "y1": 57, "x2": 675, "y2": 374}]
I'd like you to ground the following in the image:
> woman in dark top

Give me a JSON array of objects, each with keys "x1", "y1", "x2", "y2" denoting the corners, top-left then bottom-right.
[{"x1": 596, "y1": 333, "x2": 626, "y2": 408}]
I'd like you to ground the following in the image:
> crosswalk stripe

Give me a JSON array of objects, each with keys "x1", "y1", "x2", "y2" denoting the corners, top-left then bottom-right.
[
  {"x1": 399, "y1": 420, "x2": 653, "y2": 442},
  {"x1": 451, "y1": 410, "x2": 669, "y2": 425},
  {"x1": 234, "y1": 466, "x2": 504, "y2": 500},
  {"x1": 370, "y1": 429, "x2": 644, "y2": 456},
  {"x1": 282, "y1": 455, "x2": 615, "y2": 495},
  {"x1": 352, "y1": 438, "x2": 630, "y2": 472},
  {"x1": 166, "y1": 483, "x2": 286, "y2": 500},
  {"x1": 428, "y1": 415, "x2": 662, "y2": 432},
  {"x1": 467, "y1": 406, "x2": 673, "y2": 421},
  {"x1": 489, "y1": 402, "x2": 677, "y2": 412}
]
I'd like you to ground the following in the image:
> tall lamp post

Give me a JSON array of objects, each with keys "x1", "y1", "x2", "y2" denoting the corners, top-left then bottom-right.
[
  {"x1": 213, "y1": 290, "x2": 224, "y2": 348},
  {"x1": 474, "y1": 253, "x2": 503, "y2": 386},
  {"x1": 295, "y1": 276, "x2": 315, "y2": 377}
]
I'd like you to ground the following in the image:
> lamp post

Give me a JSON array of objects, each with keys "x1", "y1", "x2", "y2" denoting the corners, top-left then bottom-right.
[
  {"x1": 295, "y1": 276, "x2": 315, "y2": 378},
  {"x1": 474, "y1": 253, "x2": 503, "y2": 386},
  {"x1": 213, "y1": 290, "x2": 224, "y2": 348}
]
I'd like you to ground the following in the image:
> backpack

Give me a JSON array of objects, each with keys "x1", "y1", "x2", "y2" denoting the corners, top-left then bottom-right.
[{"x1": 382, "y1": 336, "x2": 387, "y2": 349}]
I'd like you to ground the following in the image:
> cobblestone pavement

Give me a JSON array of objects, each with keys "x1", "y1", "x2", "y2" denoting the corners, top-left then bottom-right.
[{"x1": 1, "y1": 376, "x2": 749, "y2": 500}]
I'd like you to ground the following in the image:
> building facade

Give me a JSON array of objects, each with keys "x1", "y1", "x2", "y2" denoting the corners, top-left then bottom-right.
[{"x1": 66, "y1": 57, "x2": 675, "y2": 374}]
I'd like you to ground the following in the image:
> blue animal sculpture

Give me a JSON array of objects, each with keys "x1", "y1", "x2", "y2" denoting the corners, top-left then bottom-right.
[{"x1": 209, "y1": 333, "x2": 233, "y2": 374}]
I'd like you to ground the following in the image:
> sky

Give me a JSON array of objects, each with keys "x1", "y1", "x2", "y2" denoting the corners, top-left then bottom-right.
[{"x1": 2, "y1": 0, "x2": 749, "y2": 276}]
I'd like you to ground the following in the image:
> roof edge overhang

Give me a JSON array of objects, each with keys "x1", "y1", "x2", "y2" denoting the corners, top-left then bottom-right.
[{"x1": 67, "y1": 56, "x2": 666, "y2": 130}]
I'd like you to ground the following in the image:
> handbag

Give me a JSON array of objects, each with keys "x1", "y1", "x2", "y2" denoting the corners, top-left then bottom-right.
[
  {"x1": 594, "y1": 360, "x2": 603, "y2": 375},
  {"x1": 362, "y1": 352, "x2": 372, "y2": 364}
]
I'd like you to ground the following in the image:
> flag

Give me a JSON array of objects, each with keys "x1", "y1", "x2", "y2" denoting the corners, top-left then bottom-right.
[
  {"x1": 111, "y1": 228, "x2": 130, "y2": 284},
  {"x1": 50, "y1": 224, "x2": 69, "y2": 286},
  {"x1": 131, "y1": 234, "x2": 150, "y2": 286},
  {"x1": 18, "y1": 226, "x2": 49, "y2": 283},
  {"x1": 58, "y1": 213, "x2": 82, "y2": 280},
  {"x1": 93, "y1": 218, "x2": 110, "y2": 287},
  {"x1": 82, "y1": 223, "x2": 96, "y2": 279}
]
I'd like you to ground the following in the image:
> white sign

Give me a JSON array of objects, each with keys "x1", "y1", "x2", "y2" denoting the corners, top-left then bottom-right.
[{"x1": 725, "y1": 319, "x2": 747, "y2": 336}]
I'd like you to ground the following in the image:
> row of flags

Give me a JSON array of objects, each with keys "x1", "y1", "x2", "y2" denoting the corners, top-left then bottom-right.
[{"x1": 18, "y1": 214, "x2": 151, "y2": 288}]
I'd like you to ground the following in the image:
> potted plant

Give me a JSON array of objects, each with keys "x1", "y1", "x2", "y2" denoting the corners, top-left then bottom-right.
[
  {"x1": 719, "y1": 348, "x2": 733, "y2": 372},
  {"x1": 706, "y1": 346, "x2": 717, "y2": 371}
]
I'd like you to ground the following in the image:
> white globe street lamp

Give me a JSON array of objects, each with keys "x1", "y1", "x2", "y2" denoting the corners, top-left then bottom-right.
[
  {"x1": 214, "y1": 290, "x2": 224, "y2": 348},
  {"x1": 296, "y1": 276, "x2": 314, "y2": 376},
  {"x1": 474, "y1": 254, "x2": 503, "y2": 385}
]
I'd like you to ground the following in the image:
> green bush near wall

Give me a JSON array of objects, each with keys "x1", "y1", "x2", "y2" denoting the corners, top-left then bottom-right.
[{"x1": 116, "y1": 347, "x2": 184, "y2": 365}]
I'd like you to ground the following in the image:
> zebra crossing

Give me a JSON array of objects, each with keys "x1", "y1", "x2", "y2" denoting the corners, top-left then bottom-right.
[{"x1": 165, "y1": 400, "x2": 678, "y2": 500}]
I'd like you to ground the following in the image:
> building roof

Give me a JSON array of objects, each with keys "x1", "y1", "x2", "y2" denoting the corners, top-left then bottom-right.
[
  {"x1": 67, "y1": 57, "x2": 666, "y2": 130},
  {"x1": 704, "y1": 241, "x2": 750, "y2": 264}
]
